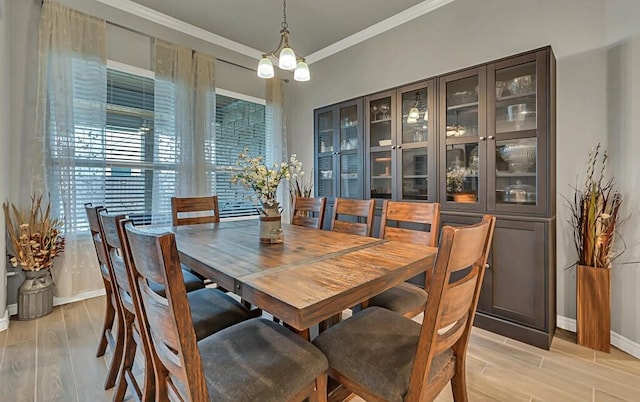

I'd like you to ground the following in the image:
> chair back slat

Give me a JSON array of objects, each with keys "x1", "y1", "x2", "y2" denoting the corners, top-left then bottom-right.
[
  {"x1": 84, "y1": 204, "x2": 110, "y2": 274},
  {"x1": 291, "y1": 196, "x2": 326, "y2": 229},
  {"x1": 99, "y1": 212, "x2": 133, "y2": 300},
  {"x1": 138, "y1": 283, "x2": 182, "y2": 369},
  {"x1": 407, "y1": 215, "x2": 495, "y2": 401},
  {"x1": 123, "y1": 222, "x2": 209, "y2": 401},
  {"x1": 171, "y1": 196, "x2": 220, "y2": 226},
  {"x1": 330, "y1": 198, "x2": 375, "y2": 237},
  {"x1": 438, "y1": 273, "x2": 477, "y2": 329},
  {"x1": 379, "y1": 201, "x2": 440, "y2": 247}
]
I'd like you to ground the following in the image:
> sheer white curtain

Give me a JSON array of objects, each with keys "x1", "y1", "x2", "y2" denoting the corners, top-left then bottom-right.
[
  {"x1": 153, "y1": 40, "x2": 194, "y2": 220},
  {"x1": 193, "y1": 52, "x2": 216, "y2": 197},
  {"x1": 266, "y1": 78, "x2": 290, "y2": 222},
  {"x1": 35, "y1": 1, "x2": 107, "y2": 297}
]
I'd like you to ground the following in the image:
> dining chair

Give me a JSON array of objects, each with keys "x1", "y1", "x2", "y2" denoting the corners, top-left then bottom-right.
[
  {"x1": 366, "y1": 201, "x2": 441, "y2": 318},
  {"x1": 84, "y1": 203, "x2": 124, "y2": 390},
  {"x1": 329, "y1": 198, "x2": 375, "y2": 237},
  {"x1": 171, "y1": 195, "x2": 220, "y2": 226},
  {"x1": 313, "y1": 215, "x2": 496, "y2": 402},
  {"x1": 100, "y1": 212, "x2": 255, "y2": 401},
  {"x1": 291, "y1": 196, "x2": 327, "y2": 229},
  {"x1": 122, "y1": 221, "x2": 329, "y2": 402}
]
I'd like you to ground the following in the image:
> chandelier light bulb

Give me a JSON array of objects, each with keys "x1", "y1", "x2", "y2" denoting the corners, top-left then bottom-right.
[
  {"x1": 278, "y1": 46, "x2": 297, "y2": 70},
  {"x1": 294, "y1": 60, "x2": 310, "y2": 81},
  {"x1": 257, "y1": 57, "x2": 275, "y2": 78},
  {"x1": 407, "y1": 106, "x2": 420, "y2": 123}
]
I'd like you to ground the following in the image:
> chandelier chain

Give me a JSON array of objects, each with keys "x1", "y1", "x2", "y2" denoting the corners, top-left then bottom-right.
[{"x1": 281, "y1": 0, "x2": 288, "y2": 30}]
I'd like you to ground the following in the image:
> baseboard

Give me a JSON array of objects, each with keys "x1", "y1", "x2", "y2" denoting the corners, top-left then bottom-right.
[
  {"x1": 8, "y1": 288, "x2": 106, "y2": 317},
  {"x1": 0, "y1": 309, "x2": 8, "y2": 332},
  {"x1": 557, "y1": 315, "x2": 640, "y2": 359},
  {"x1": 52, "y1": 288, "x2": 106, "y2": 306}
]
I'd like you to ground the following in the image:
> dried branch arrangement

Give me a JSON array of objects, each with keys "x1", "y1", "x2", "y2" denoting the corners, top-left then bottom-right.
[
  {"x1": 568, "y1": 144, "x2": 623, "y2": 268},
  {"x1": 3, "y1": 194, "x2": 65, "y2": 271}
]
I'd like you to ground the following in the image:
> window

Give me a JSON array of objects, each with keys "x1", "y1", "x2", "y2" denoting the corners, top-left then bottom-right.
[{"x1": 48, "y1": 64, "x2": 268, "y2": 231}]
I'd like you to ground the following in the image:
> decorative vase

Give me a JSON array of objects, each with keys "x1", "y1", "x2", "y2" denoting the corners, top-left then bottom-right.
[
  {"x1": 18, "y1": 269, "x2": 55, "y2": 320},
  {"x1": 259, "y1": 202, "x2": 282, "y2": 244},
  {"x1": 576, "y1": 264, "x2": 611, "y2": 352}
]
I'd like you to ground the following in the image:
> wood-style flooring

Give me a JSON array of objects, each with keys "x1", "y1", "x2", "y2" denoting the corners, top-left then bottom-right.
[{"x1": 0, "y1": 296, "x2": 638, "y2": 402}]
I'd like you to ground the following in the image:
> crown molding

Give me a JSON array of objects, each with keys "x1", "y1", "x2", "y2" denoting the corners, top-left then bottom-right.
[
  {"x1": 97, "y1": 0, "x2": 455, "y2": 65},
  {"x1": 305, "y1": 0, "x2": 456, "y2": 64},
  {"x1": 96, "y1": 0, "x2": 263, "y2": 59}
]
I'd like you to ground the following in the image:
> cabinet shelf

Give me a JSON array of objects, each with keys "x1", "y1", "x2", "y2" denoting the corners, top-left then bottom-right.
[
  {"x1": 319, "y1": 129, "x2": 333, "y2": 133},
  {"x1": 372, "y1": 175, "x2": 392, "y2": 179},
  {"x1": 496, "y1": 92, "x2": 535, "y2": 102},
  {"x1": 496, "y1": 171, "x2": 536, "y2": 177},
  {"x1": 403, "y1": 175, "x2": 428, "y2": 179},
  {"x1": 447, "y1": 101, "x2": 478, "y2": 111},
  {"x1": 371, "y1": 118, "x2": 392, "y2": 124}
]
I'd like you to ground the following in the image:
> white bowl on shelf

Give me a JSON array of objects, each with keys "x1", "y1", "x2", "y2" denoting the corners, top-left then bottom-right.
[{"x1": 378, "y1": 139, "x2": 392, "y2": 146}]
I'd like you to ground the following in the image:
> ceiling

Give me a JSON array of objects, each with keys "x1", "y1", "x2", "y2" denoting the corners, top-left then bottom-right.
[{"x1": 116, "y1": 0, "x2": 454, "y2": 63}]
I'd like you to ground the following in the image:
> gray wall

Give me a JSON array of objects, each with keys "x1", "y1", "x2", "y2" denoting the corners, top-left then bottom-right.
[
  {"x1": 287, "y1": 0, "x2": 640, "y2": 345},
  {"x1": 0, "y1": 0, "x2": 9, "y2": 323}
]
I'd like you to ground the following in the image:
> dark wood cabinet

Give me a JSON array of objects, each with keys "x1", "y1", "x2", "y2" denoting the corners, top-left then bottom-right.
[
  {"x1": 313, "y1": 46, "x2": 556, "y2": 349},
  {"x1": 438, "y1": 47, "x2": 556, "y2": 349},
  {"x1": 314, "y1": 98, "x2": 364, "y2": 229}
]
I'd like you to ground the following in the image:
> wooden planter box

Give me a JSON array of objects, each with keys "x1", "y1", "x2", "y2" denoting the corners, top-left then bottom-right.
[{"x1": 576, "y1": 264, "x2": 611, "y2": 352}]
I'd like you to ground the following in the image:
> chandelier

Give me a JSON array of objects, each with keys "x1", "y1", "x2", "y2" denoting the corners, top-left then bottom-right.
[{"x1": 257, "y1": 0, "x2": 310, "y2": 82}]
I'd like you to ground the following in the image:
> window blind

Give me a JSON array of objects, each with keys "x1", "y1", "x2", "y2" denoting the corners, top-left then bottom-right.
[
  {"x1": 47, "y1": 65, "x2": 269, "y2": 230},
  {"x1": 213, "y1": 94, "x2": 267, "y2": 218}
]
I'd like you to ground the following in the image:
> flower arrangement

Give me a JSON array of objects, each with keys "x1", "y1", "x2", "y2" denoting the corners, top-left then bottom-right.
[
  {"x1": 290, "y1": 167, "x2": 313, "y2": 199},
  {"x1": 3, "y1": 194, "x2": 65, "y2": 271},
  {"x1": 231, "y1": 148, "x2": 302, "y2": 207},
  {"x1": 567, "y1": 143, "x2": 623, "y2": 268},
  {"x1": 446, "y1": 166, "x2": 466, "y2": 194}
]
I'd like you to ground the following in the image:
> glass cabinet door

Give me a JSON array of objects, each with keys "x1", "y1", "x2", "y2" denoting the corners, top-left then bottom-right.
[
  {"x1": 440, "y1": 67, "x2": 486, "y2": 210},
  {"x1": 494, "y1": 138, "x2": 537, "y2": 206},
  {"x1": 340, "y1": 105, "x2": 358, "y2": 152},
  {"x1": 488, "y1": 51, "x2": 548, "y2": 214},
  {"x1": 367, "y1": 91, "x2": 395, "y2": 200},
  {"x1": 495, "y1": 62, "x2": 537, "y2": 133},
  {"x1": 338, "y1": 103, "x2": 361, "y2": 198},
  {"x1": 398, "y1": 80, "x2": 435, "y2": 201},
  {"x1": 370, "y1": 150, "x2": 392, "y2": 199},
  {"x1": 315, "y1": 109, "x2": 335, "y2": 198}
]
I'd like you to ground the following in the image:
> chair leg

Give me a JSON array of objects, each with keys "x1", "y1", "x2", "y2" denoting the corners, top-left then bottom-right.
[
  {"x1": 104, "y1": 294, "x2": 125, "y2": 390},
  {"x1": 114, "y1": 314, "x2": 136, "y2": 402},
  {"x1": 140, "y1": 332, "x2": 156, "y2": 402},
  {"x1": 97, "y1": 283, "x2": 115, "y2": 357},
  {"x1": 450, "y1": 356, "x2": 469, "y2": 402},
  {"x1": 309, "y1": 373, "x2": 328, "y2": 402}
]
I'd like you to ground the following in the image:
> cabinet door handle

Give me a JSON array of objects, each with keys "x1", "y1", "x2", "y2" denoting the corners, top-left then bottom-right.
[
  {"x1": 488, "y1": 135, "x2": 495, "y2": 140},
  {"x1": 397, "y1": 145, "x2": 402, "y2": 149},
  {"x1": 391, "y1": 145, "x2": 396, "y2": 150},
  {"x1": 479, "y1": 136, "x2": 486, "y2": 141}
]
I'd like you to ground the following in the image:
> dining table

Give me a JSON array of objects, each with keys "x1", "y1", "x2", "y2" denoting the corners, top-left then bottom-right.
[{"x1": 156, "y1": 219, "x2": 437, "y2": 338}]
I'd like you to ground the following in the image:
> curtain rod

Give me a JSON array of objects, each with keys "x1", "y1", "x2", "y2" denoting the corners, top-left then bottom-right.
[{"x1": 106, "y1": 21, "x2": 257, "y2": 74}]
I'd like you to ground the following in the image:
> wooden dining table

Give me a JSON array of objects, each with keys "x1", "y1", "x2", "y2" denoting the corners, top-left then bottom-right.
[{"x1": 157, "y1": 219, "x2": 437, "y2": 337}]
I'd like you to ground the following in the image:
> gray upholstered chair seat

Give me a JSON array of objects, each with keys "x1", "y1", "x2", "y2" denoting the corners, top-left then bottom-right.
[
  {"x1": 197, "y1": 318, "x2": 329, "y2": 402},
  {"x1": 367, "y1": 282, "x2": 428, "y2": 316},
  {"x1": 148, "y1": 266, "x2": 204, "y2": 297},
  {"x1": 187, "y1": 288, "x2": 253, "y2": 340},
  {"x1": 313, "y1": 307, "x2": 454, "y2": 402}
]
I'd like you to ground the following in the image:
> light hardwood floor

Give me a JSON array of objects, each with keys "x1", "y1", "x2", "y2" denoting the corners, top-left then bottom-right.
[{"x1": 0, "y1": 296, "x2": 638, "y2": 402}]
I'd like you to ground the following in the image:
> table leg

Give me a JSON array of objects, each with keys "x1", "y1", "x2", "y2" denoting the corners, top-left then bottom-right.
[
  {"x1": 319, "y1": 313, "x2": 342, "y2": 334},
  {"x1": 283, "y1": 323, "x2": 310, "y2": 341}
]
